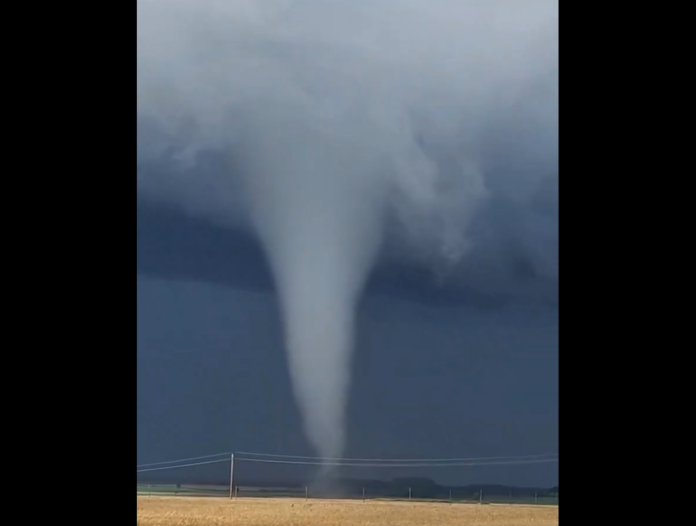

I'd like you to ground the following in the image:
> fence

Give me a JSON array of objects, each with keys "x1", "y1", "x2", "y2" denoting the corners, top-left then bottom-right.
[{"x1": 136, "y1": 482, "x2": 558, "y2": 506}]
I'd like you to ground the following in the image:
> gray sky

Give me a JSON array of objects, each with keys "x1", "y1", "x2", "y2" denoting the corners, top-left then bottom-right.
[{"x1": 137, "y1": 0, "x2": 558, "y2": 486}]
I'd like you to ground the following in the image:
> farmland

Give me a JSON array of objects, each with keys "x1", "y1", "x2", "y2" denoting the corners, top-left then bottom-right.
[{"x1": 137, "y1": 496, "x2": 559, "y2": 526}]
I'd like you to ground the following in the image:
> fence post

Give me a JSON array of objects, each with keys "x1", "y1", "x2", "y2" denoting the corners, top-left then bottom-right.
[
  {"x1": 362, "y1": 487, "x2": 365, "y2": 502},
  {"x1": 535, "y1": 493, "x2": 538, "y2": 504},
  {"x1": 148, "y1": 484, "x2": 151, "y2": 497},
  {"x1": 449, "y1": 489, "x2": 452, "y2": 503},
  {"x1": 305, "y1": 486, "x2": 308, "y2": 500},
  {"x1": 479, "y1": 490, "x2": 483, "y2": 504},
  {"x1": 409, "y1": 487, "x2": 412, "y2": 501}
]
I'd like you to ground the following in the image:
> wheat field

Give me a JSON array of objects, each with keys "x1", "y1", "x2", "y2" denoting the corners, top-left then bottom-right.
[{"x1": 137, "y1": 496, "x2": 559, "y2": 526}]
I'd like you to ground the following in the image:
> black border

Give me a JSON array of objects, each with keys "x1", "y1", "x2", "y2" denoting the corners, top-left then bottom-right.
[{"x1": 24, "y1": 2, "x2": 133, "y2": 519}]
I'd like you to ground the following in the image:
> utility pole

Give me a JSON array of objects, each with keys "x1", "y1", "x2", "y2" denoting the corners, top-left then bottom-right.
[{"x1": 229, "y1": 453, "x2": 235, "y2": 499}]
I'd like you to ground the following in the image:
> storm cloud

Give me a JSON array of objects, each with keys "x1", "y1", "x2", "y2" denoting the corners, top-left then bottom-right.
[{"x1": 137, "y1": 0, "x2": 558, "y2": 303}]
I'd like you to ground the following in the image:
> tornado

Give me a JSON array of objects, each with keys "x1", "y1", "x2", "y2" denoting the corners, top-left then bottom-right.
[{"x1": 238, "y1": 111, "x2": 387, "y2": 460}]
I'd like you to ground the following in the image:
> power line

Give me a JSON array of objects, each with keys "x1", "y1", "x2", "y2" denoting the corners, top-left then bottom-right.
[
  {"x1": 136, "y1": 450, "x2": 559, "y2": 471},
  {"x1": 136, "y1": 456, "x2": 558, "y2": 473},
  {"x1": 235, "y1": 457, "x2": 559, "y2": 468},
  {"x1": 136, "y1": 458, "x2": 230, "y2": 473},
  {"x1": 137, "y1": 452, "x2": 231, "y2": 468},
  {"x1": 235, "y1": 451, "x2": 558, "y2": 463}
]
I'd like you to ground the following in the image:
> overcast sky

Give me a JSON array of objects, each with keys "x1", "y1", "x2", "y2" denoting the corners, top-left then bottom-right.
[{"x1": 137, "y1": 0, "x2": 558, "y2": 487}]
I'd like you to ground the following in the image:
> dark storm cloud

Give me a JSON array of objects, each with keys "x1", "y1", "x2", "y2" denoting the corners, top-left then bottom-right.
[
  {"x1": 137, "y1": 0, "x2": 558, "y2": 303},
  {"x1": 136, "y1": 165, "x2": 558, "y2": 307}
]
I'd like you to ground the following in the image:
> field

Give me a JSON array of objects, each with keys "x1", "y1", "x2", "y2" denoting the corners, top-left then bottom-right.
[{"x1": 137, "y1": 496, "x2": 559, "y2": 526}]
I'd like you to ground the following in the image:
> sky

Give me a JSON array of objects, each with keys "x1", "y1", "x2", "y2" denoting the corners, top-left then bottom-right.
[{"x1": 137, "y1": 0, "x2": 558, "y2": 487}]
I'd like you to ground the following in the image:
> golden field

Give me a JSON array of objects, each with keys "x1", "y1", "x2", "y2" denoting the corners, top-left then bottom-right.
[{"x1": 137, "y1": 496, "x2": 559, "y2": 526}]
